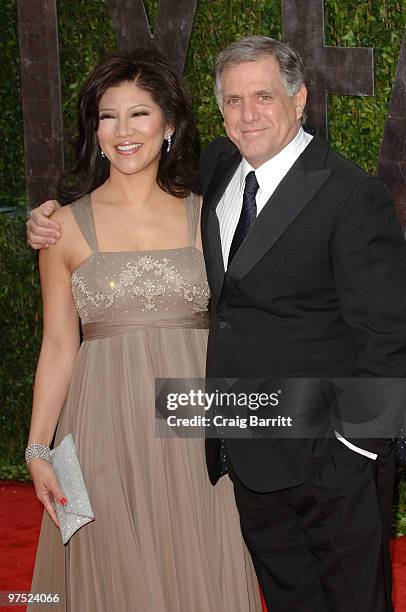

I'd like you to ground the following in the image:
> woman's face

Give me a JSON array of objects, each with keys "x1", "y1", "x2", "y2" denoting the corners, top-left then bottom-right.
[{"x1": 97, "y1": 81, "x2": 170, "y2": 176}]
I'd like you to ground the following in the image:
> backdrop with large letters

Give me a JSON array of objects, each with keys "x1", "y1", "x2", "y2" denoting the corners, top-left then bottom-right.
[{"x1": 13, "y1": 0, "x2": 406, "y2": 222}]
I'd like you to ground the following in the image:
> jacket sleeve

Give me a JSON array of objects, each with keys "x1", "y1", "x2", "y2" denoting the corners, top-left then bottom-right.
[{"x1": 331, "y1": 176, "x2": 406, "y2": 452}]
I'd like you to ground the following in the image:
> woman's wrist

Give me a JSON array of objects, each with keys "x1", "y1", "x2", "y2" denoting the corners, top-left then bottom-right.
[{"x1": 25, "y1": 443, "x2": 51, "y2": 466}]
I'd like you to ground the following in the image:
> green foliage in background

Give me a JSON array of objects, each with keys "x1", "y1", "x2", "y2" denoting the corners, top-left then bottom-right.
[
  {"x1": 0, "y1": 213, "x2": 42, "y2": 475},
  {"x1": 0, "y1": 1, "x2": 24, "y2": 208},
  {"x1": 0, "y1": 0, "x2": 405, "y2": 531},
  {"x1": 325, "y1": 0, "x2": 405, "y2": 172},
  {"x1": 1, "y1": 0, "x2": 405, "y2": 203}
]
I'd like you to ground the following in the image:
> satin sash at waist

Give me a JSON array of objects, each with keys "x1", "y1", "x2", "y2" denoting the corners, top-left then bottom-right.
[{"x1": 82, "y1": 311, "x2": 210, "y2": 340}]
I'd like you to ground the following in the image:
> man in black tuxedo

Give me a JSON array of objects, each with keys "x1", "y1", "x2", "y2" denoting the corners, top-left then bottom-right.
[
  {"x1": 27, "y1": 36, "x2": 405, "y2": 611},
  {"x1": 199, "y1": 36, "x2": 406, "y2": 611}
]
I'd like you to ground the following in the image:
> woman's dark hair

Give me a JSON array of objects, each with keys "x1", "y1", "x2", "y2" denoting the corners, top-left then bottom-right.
[{"x1": 59, "y1": 48, "x2": 196, "y2": 202}]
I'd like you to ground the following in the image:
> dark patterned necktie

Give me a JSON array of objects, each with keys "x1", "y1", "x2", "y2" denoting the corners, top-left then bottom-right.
[{"x1": 228, "y1": 170, "x2": 259, "y2": 266}]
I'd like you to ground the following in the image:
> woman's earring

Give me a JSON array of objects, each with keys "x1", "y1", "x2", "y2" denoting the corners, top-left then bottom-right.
[
  {"x1": 166, "y1": 133, "x2": 172, "y2": 153},
  {"x1": 100, "y1": 149, "x2": 106, "y2": 158}
]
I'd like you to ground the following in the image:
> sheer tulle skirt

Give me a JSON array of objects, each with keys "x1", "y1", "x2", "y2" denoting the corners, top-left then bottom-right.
[{"x1": 30, "y1": 328, "x2": 261, "y2": 611}]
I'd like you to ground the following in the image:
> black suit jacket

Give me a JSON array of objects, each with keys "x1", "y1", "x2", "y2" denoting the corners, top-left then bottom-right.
[{"x1": 200, "y1": 135, "x2": 406, "y2": 492}]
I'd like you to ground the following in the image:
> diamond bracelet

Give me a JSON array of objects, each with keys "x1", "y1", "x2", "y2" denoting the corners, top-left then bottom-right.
[{"x1": 25, "y1": 443, "x2": 51, "y2": 466}]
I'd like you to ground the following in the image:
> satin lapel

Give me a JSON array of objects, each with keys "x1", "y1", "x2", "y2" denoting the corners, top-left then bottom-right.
[
  {"x1": 220, "y1": 157, "x2": 331, "y2": 302},
  {"x1": 201, "y1": 150, "x2": 241, "y2": 303}
]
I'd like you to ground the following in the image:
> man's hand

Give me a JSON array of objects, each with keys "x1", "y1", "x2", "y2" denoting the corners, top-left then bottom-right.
[{"x1": 27, "y1": 200, "x2": 61, "y2": 249}]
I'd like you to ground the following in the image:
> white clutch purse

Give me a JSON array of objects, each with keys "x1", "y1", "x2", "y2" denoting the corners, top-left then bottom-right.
[{"x1": 50, "y1": 433, "x2": 95, "y2": 544}]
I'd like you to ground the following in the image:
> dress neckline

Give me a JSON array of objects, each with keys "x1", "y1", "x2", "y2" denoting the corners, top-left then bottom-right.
[
  {"x1": 86, "y1": 191, "x2": 194, "y2": 254},
  {"x1": 70, "y1": 192, "x2": 202, "y2": 276}
]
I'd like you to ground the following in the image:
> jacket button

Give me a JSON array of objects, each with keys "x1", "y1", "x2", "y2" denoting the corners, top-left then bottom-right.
[{"x1": 219, "y1": 320, "x2": 230, "y2": 329}]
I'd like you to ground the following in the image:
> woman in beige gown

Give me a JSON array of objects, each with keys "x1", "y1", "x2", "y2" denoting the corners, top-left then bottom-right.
[{"x1": 27, "y1": 50, "x2": 261, "y2": 611}]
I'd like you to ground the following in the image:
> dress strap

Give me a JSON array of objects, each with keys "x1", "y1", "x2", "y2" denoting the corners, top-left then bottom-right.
[
  {"x1": 186, "y1": 193, "x2": 201, "y2": 247},
  {"x1": 70, "y1": 193, "x2": 99, "y2": 253}
]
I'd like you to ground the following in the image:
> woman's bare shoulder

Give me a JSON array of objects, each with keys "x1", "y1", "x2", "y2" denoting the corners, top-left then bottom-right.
[
  {"x1": 46, "y1": 204, "x2": 81, "y2": 256},
  {"x1": 49, "y1": 203, "x2": 74, "y2": 226}
]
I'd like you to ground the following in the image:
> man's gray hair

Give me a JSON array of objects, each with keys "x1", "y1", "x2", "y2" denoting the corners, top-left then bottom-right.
[{"x1": 214, "y1": 36, "x2": 305, "y2": 104}]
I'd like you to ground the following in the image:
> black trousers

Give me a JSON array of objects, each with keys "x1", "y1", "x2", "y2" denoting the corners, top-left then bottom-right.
[{"x1": 227, "y1": 442, "x2": 394, "y2": 612}]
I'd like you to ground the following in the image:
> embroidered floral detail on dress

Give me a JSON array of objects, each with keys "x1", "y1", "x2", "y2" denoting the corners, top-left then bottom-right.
[{"x1": 71, "y1": 254, "x2": 210, "y2": 320}]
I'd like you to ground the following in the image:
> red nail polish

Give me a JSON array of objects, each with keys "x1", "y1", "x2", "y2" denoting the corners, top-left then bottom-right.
[{"x1": 59, "y1": 497, "x2": 68, "y2": 506}]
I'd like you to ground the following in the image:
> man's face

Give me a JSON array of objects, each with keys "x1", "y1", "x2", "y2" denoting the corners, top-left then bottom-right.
[{"x1": 219, "y1": 56, "x2": 307, "y2": 168}]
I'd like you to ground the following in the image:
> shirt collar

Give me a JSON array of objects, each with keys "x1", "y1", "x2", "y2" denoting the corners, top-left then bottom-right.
[{"x1": 239, "y1": 126, "x2": 308, "y2": 193}]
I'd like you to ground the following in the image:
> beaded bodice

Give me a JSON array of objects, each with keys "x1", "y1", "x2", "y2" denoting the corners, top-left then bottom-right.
[{"x1": 69, "y1": 194, "x2": 210, "y2": 328}]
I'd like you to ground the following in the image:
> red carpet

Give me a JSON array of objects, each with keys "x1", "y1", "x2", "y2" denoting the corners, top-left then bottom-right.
[
  {"x1": 0, "y1": 481, "x2": 44, "y2": 612},
  {"x1": 0, "y1": 481, "x2": 405, "y2": 611}
]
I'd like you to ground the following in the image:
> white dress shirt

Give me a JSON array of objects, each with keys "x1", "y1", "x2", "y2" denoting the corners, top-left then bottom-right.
[
  {"x1": 216, "y1": 126, "x2": 377, "y2": 460},
  {"x1": 217, "y1": 127, "x2": 313, "y2": 268}
]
